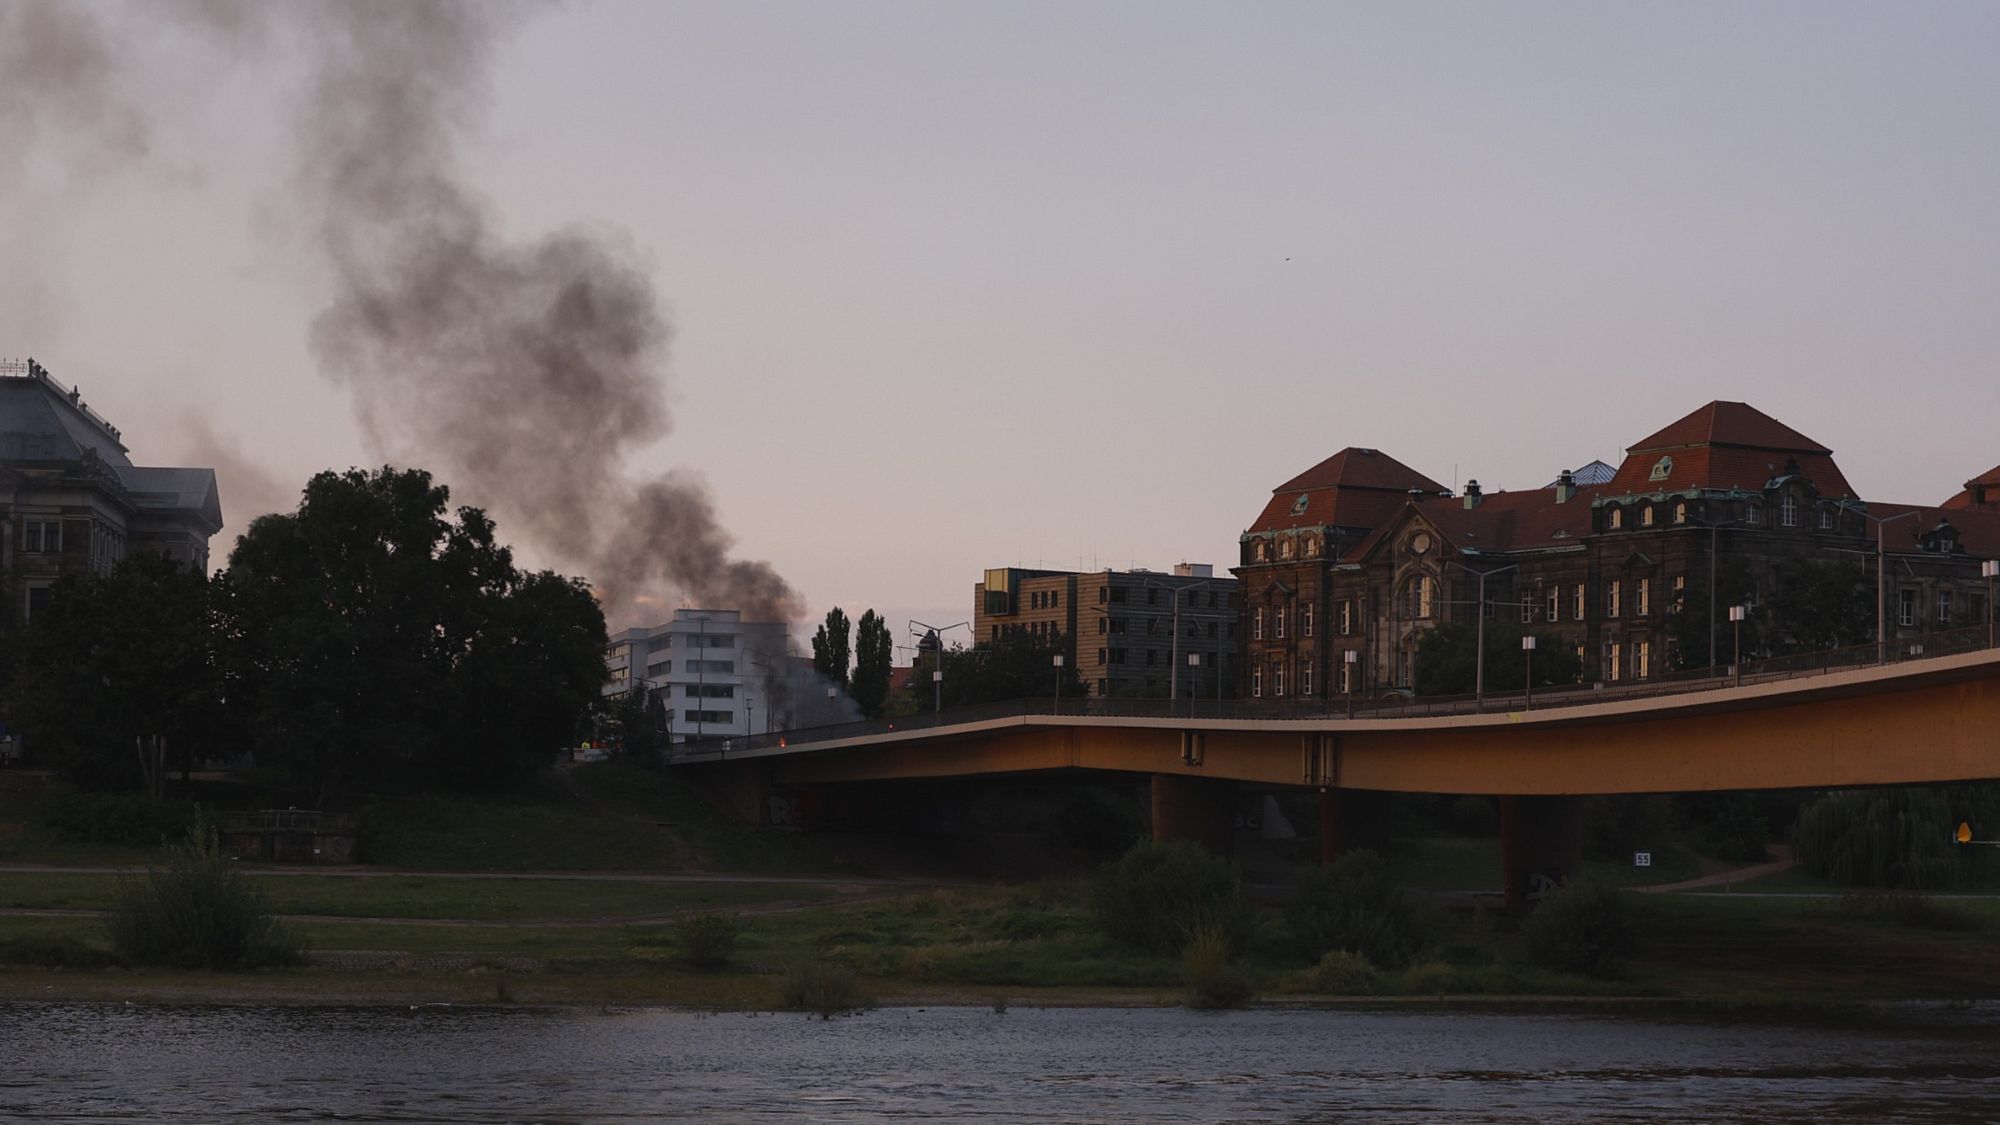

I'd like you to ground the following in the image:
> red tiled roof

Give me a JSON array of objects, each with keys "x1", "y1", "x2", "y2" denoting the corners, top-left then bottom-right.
[
  {"x1": 1249, "y1": 448, "x2": 1446, "y2": 534},
  {"x1": 1607, "y1": 402, "x2": 1856, "y2": 499},
  {"x1": 1943, "y1": 464, "x2": 2000, "y2": 510},
  {"x1": 1627, "y1": 401, "x2": 1830, "y2": 456},
  {"x1": 1346, "y1": 488, "x2": 1600, "y2": 562},
  {"x1": 1866, "y1": 503, "x2": 2000, "y2": 558}
]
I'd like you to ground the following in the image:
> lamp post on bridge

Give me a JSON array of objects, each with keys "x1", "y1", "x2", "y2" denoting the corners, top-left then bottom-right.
[
  {"x1": 910, "y1": 619, "x2": 969, "y2": 717},
  {"x1": 1860, "y1": 508, "x2": 1922, "y2": 665},
  {"x1": 1343, "y1": 649, "x2": 1359, "y2": 719},
  {"x1": 1521, "y1": 634, "x2": 1536, "y2": 710},
  {"x1": 1730, "y1": 604, "x2": 1747, "y2": 687},
  {"x1": 1984, "y1": 559, "x2": 1998, "y2": 650},
  {"x1": 1443, "y1": 559, "x2": 1519, "y2": 711},
  {"x1": 1052, "y1": 653, "x2": 1064, "y2": 714}
]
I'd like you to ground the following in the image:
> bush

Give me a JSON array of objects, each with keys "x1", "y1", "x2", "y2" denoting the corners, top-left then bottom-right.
[
  {"x1": 105, "y1": 827, "x2": 304, "y2": 969},
  {"x1": 778, "y1": 961, "x2": 872, "y2": 1018},
  {"x1": 1300, "y1": 949, "x2": 1380, "y2": 994},
  {"x1": 1092, "y1": 841, "x2": 1251, "y2": 955},
  {"x1": 41, "y1": 790, "x2": 198, "y2": 848},
  {"x1": 1838, "y1": 892, "x2": 1984, "y2": 932},
  {"x1": 0, "y1": 934, "x2": 119, "y2": 969},
  {"x1": 674, "y1": 913, "x2": 740, "y2": 970},
  {"x1": 1182, "y1": 924, "x2": 1256, "y2": 1009},
  {"x1": 1520, "y1": 880, "x2": 1632, "y2": 977},
  {"x1": 1285, "y1": 850, "x2": 1423, "y2": 969}
]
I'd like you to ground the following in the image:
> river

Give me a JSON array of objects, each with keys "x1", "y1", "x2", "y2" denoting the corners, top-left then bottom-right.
[{"x1": 4, "y1": 1002, "x2": 1999, "y2": 1122}]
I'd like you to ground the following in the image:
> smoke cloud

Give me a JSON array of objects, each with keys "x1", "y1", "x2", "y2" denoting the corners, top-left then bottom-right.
[
  {"x1": 10, "y1": 0, "x2": 799, "y2": 625},
  {"x1": 297, "y1": 1, "x2": 797, "y2": 624}
]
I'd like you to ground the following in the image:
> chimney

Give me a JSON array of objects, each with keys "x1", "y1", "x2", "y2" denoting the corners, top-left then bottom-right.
[
  {"x1": 1463, "y1": 479, "x2": 1482, "y2": 509},
  {"x1": 1556, "y1": 470, "x2": 1575, "y2": 504}
]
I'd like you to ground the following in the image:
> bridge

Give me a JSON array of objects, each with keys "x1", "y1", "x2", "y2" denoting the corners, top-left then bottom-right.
[{"x1": 677, "y1": 637, "x2": 2000, "y2": 904}]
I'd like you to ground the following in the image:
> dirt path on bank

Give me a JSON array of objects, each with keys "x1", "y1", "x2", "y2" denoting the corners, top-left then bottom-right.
[{"x1": 1636, "y1": 845, "x2": 1797, "y2": 893}]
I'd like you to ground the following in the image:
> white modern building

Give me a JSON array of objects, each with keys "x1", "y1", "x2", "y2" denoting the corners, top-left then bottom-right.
[{"x1": 606, "y1": 608, "x2": 792, "y2": 742}]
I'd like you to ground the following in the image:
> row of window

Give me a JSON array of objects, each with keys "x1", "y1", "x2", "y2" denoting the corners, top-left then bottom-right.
[
  {"x1": 1256, "y1": 575, "x2": 1704, "y2": 639},
  {"x1": 21, "y1": 519, "x2": 62, "y2": 554},
  {"x1": 1251, "y1": 660, "x2": 1357, "y2": 698},
  {"x1": 1251, "y1": 535, "x2": 1324, "y2": 563},
  {"x1": 1605, "y1": 496, "x2": 1832, "y2": 532},
  {"x1": 1096, "y1": 647, "x2": 1226, "y2": 667},
  {"x1": 1028, "y1": 589, "x2": 1061, "y2": 610},
  {"x1": 681, "y1": 709, "x2": 733, "y2": 725},
  {"x1": 643, "y1": 633, "x2": 736, "y2": 653},
  {"x1": 1897, "y1": 588, "x2": 1989, "y2": 627}
]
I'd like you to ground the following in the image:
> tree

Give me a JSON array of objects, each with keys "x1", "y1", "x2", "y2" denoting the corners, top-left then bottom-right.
[
  {"x1": 10, "y1": 553, "x2": 224, "y2": 789},
  {"x1": 849, "y1": 609, "x2": 893, "y2": 718},
  {"x1": 1764, "y1": 554, "x2": 1871, "y2": 654},
  {"x1": 811, "y1": 607, "x2": 852, "y2": 690},
  {"x1": 1413, "y1": 622, "x2": 1581, "y2": 697},
  {"x1": 932, "y1": 628, "x2": 1085, "y2": 708},
  {"x1": 218, "y1": 467, "x2": 607, "y2": 798}
]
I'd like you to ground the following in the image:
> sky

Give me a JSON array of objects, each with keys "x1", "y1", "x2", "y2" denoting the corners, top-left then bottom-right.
[{"x1": 5, "y1": 1, "x2": 1997, "y2": 663}]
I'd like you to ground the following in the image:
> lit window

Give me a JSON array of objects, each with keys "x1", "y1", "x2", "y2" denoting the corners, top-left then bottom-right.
[
  {"x1": 1275, "y1": 605, "x2": 1287, "y2": 639},
  {"x1": 1674, "y1": 502, "x2": 1687, "y2": 524},
  {"x1": 1274, "y1": 664, "x2": 1286, "y2": 697},
  {"x1": 1608, "y1": 580, "x2": 1622, "y2": 618},
  {"x1": 1608, "y1": 507, "x2": 1623, "y2": 530},
  {"x1": 1672, "y1": 575, "x2": 1686, "y2": 612},
  {"x1": 1280, "y1": 538, "x2": 1295, "y2": 560},
  {"x1": 1305, "y1": 537, "x2": 1320, "y2": 558},
  {"x1": 1302, "y1": 662, "x2": 1314, "y2": 696},
  {"x1": 1254, "y1": 607, "x2": 1264, "y2": 640},
  {"x1": 1340, "y1": 600, "x2": 1352, "y2": 634},
  {"x1": 1252, "y1": 666, "x2": 1263, "y2": 697},
  {"x1": 1547, "y1": 587, "x2": 1560, "y2": 622},
  {"x1": 1635, "y1": 641, "x2": 1651, "y2": 679},
  {"x1": 1607, "y1": 642, "x2": 1623, "y2": 682},
  {"x1": 1641, "y1": 506, "x2": 1655, "y2": 527},
  {"x1": 1574, "y1": 584, "x2": 1585, "y2": 621},
  {"x1": 1637, "y1": 578, "x2": 1650, "y2": 617},
  {"x1": 1417, "y1": 577, "x2": 1436, "y2": 619}
]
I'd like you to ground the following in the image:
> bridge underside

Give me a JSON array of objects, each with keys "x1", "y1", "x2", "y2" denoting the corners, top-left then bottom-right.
[{"x1": 760, "y1": 658, "x2": 2000, "y2": 796}]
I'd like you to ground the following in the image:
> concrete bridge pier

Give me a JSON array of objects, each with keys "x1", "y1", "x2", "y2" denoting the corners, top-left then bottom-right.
[
  {"x1": 1499, "y1": 795, "x2": 1585, "y2": 909},
  {"x1": 1150, "y1": 774, "x2": 1235, "y2": 856}
]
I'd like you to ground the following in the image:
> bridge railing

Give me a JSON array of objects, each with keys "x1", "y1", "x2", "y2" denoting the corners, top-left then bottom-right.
[{"x1": 664, "y1": 626, "x2": 1999, "y2": 762}]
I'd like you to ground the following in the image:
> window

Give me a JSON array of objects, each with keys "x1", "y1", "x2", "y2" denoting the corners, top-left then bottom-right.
[
  {"x1": 1672, "y1": 575, "x2": 1686, "y2": 612},
  {"x1": 1574, "y1": 645, "x2": 1586, "y2": 680},
  {"x1": 1607, "y1": 580, "x2": 1622, "y2": 618},
  {"x1": 1637, "y1": 578, "x2": 1650, "y2": 617},
  {"x1": 1305, "y1": 537, "x2": 1320, "y2": 558},
  {"x1": 1608, "y1": 507, "x2": 1623, "y2": 530},
  {"x1": 1050, "y1": 591, "x2": 1059, "y2": 607},
  {"x1": 1635, "y1": 641, "x2": 1651, "y2": 679},
  {"x1": 1275, "y1": 605, "x2": 1287, "y2": 639},
  {"x1": 648, "y1": 636, "x2": 674, "y2": 653},
  {"x1": 1302, "y1": 604, "x2": 1314, "y2": 637},
  {"x1": 1098, "y1": 618, "x2": 1107, "y2": 635},
  {"x1": 1937, "y1": 590, "x2": 1952, "y2": 625},
  {"x1": 1254, "y1": 607, "x2": 1264, "y2": 640},
  {"x1": 1339, "y1": 600, "x2": 1352, "y2": 635},
  {"x1": 1574, "y1": 584, "x2": 1585, "y2": 621},
  {"x1": 1522, "y1": 593, "x2": 1534, "y2": 624},
  {"x1": 682, "y1": 709, "x2": 732, "y2": 725},
  {"x1": 1417, "y1": 577, "x2": 1435, "y2": 619},
  {"x1": 1280, "y1": 538, "x2": 1294, "y2": 560},
  {"x1": 24, "y1": 584, "x2": 52, "y2": 620},
  {"x1": 689, "y1": 633, "x2": 734, "y2": 648},
  {"x1": 1898, "y1": 589, "x2": 1915, "y2": 627},
  {"x1": 1252, "y1": 666, "x2": 1263, "y2": 698},
  {"x1": 1339, "y1": 660, "x2": 1352, "y2": 694},
  {"x1": 1302, "y1": 662, "x2": 1314, "y2": 696},
  {"x1": 1147, "y1": 588, "x2": 1159, "y2": 605},
  {"x1": 1098, "y1": 648, "x2": 1107, "y2": 665},
  {"x1": 1641, "y1": 506, "x2": 1655, "y2": 527},
  {"x1": 688, "y1": 659, "x2": 735, "y2": 674},
  {"x1": 1255, "y1": 541, "x2": 1269, "y2": 562},
  {"x1": 1781, "y1": 494, "x2": 1797, "y2": 528},
  {"x1": 1145, "y1": 648, "x2": 1156, "y2": 666},
  {"x1": 1818, "y1": 507, "x2": 1833, "y2": 531},
  {"x1": 1547, "y1": 587, "x2": 1560, "y2": 622},
  {"x1": 23, "y1": 520, "x2": 61, "y2": 553},
  {"x1": 1606, "y1": 642, "x2": 1623, "y2": 682},
  {"x1": 1674, "y1": 502, "x2": 1687, "y2": 525},
  {"x1": 1098, "y1": 587, "x2": 1108, "y2": 604},
  {"x1": 1273, "y1": 664, "x2": 1286, "y2": 697},
  {"x1": 1747, "y1": 503, "x2": 1762, "y2": 525},
  {"x1": 690, "y1": 683, "x2": 735, "y2": 698}
]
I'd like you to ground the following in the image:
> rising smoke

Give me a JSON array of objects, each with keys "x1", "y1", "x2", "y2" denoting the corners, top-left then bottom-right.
[{"x1": 8, "y1": 0, "x2": 799, "y2": 625}]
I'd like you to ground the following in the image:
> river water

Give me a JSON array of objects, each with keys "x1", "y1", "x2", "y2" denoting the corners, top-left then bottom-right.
[{"x1": 4, "y1": 1002, "x2": 1999, "y2": 1122}]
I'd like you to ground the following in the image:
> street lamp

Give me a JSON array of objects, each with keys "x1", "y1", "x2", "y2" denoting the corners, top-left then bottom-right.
[
  {"x1": 1729, "y1": 604, "x2": 1747, "y2": 687},
  {"x1": 1860, "y1": 508, "x2": 1922, "y2": 665},
  {"x1": 1343, "y1": 649, "x2": 1359, "y2": 719},
  {"x1": 1052, "y1": 653, "x2": 1065, "y2": 713},
  {"x1": 910, "y1": 619, "x2": 969, "y2": 717},
  {"x1": 1983, "y1": 559, "x2": 1998, "y2": 649},
  {"x1": 1521, "y1": 634, "x2": 1537, "y2": 709},
  {"x1": 1443, "y1": 559, "x2": 1519, "y2": 710}
]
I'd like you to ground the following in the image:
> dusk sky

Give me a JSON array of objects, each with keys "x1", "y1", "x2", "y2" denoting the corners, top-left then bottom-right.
[{"x1": 6, "y1": 1, "x2": 1997, "y2": 660}]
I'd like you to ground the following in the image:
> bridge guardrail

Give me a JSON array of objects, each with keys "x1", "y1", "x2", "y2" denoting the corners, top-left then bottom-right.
[{"x1": 665, "y1": 626, "x2": 1999, "y2": 764}]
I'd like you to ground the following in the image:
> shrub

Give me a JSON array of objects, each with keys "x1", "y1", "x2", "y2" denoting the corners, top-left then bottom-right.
[
  {"x1": 1300, "y1": 949, "x2": 1380, "y2": 994},
  {"x1": 0, "y1": 934, "x2": 119, "y2": 969},
  {"x1": 1092, "y1": 841, "x2": 1251, "y2": 955},
  {"x1": 41, "y1": 790, "x2": 198, "y2": 848},
  {"x1": 1182, "y1": 924, "x2": 1256, "y2": 1010},
  {"x1": 674, "y1": 913, "x2": 740, "y2": 970},
  {"x1": 778, "y1": 961, "x2": 871, "y2": 1018},
  {"x1": 105, "y1": 826, "x2": 304, "y2": 969},
  {"x1": 1285, "y1": 850, "x2": 1423, "y2": 969},
  {"x1": 1839, "y1": 892, "x2": 1984, "y2": 932},
  {"x1": 1520, "y1": 880, "x2": 1632, "y2": 976}
]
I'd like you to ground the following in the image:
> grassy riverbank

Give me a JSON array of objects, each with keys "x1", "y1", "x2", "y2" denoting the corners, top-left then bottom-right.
[{"x1": 4, "y1": 764, "x2": 2000, "y2": 1009}]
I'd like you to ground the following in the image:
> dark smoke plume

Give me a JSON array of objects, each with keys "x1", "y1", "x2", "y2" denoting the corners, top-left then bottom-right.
[
  {"x1": 295, "y1": 2, "x2": 797, "y2": 624},
  {"x1": 0, "y1": 0, "x2": 149, "y2": 168}
]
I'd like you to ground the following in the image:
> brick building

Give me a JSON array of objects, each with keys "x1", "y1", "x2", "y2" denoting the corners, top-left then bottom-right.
[
  {"x1": 1, "y1": 358, "x2": 223, "y2": 621},
  {"x1": 974, "y1": 564, "x2": 1239, "y2": 699},
  {"x1": 1236, "y1": 401, "x2": 2000, "y2": 701}
]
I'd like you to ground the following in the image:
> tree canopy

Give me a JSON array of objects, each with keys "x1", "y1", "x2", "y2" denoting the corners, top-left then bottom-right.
[
  {"x1": 219, "y1": 467, "x2": 606, "y2": 797},
  {"x1": 928, "y1": 629, "x2": 1085, "y2": 709},
  {"x1": 1414, "y1": 621, "x2": 1582, "y2": 697},
  {"x1": 849, "y1": 609, "x2": 893, "y2": 718},
  {"x1": 811, "y1": 607, "x2": 851, "y2": 689}
]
